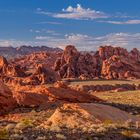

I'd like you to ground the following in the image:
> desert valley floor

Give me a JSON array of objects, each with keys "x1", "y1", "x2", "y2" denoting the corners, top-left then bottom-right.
[{"x1": 0, "y1": 79, "x2": 140, "y2": 140}]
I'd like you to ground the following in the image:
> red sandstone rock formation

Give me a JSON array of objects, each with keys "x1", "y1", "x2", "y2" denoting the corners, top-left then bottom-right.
[
  {"x1": 101, "y1": 54, "x2": 140, "y2": 79},
  {"x1": 96, "y1": 46, "x2": 140, "y2": 79},
  {"x1": 54, "y1": 45, "x2": 98, "y2": 79},
  {"x1": 1, "y1": 45, "x2": 140, "y2": 85},
  {"x1": 54, "y1": 45, "x2": 140, "y2": 80},
  {"x1": 13, "y1": 83, "x2": 102, "y2": 107},
  {"x1": 28, "y1": 64, "x2": 60, "y2": 85},
  {"x1": 0, "y1": 81, "x2": 16, "y2": 115},
  {"x1": 97, "y1": 46, "x2": 128, "y2": 60},
  {"x1": 0, "y1": 52, "x2": 60, "y2": 85},
  {"x1": 11, "y1": 51, "x2": 62, "y2": 70}
]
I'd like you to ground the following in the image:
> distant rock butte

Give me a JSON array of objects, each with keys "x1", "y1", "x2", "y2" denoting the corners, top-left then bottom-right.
[{"x1": 0, "y1": 45, "x2": 62, "y2": 59}]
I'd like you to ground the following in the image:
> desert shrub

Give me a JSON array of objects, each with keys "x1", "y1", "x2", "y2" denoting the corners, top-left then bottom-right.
[
  {"x1": 20, "y1": 118, "x2": 33, "y2": 126},
  {"x1": 15, "y1": 118, "x2": 33, "y2": 131},
  {"x1": 103, "y1": 120, "x2": 113, "y2": 126},
  {"x1": 0, "y1": 129, "x2": 9, "y2": 140}
]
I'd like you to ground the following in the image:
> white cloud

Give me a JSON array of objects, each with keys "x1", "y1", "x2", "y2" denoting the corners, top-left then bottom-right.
[
  {"x1": 37, "y1": 4, "x2": 109, "y2": 20},
  {"x1": 99, "y1": 20, "x2": 140, "y2": 25},
  {"x1": 35, "y1": 33, "x2": 140, "y2": 51},
  {"x1": 35, "y1": 36, "x2": 53, "y2": 40},
  {"x1": 0, "y1": 39, "x2": 34, "y2": 47},
  {"x1": 30, "y1": 29, "x2": 61, "y2": 36},
  {"x1": 1, "y1": 33, "x2": 140, "y2": 51}
]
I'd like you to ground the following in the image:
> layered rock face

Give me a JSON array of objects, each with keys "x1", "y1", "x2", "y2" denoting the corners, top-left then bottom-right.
[
  {"x1": 0, "y1": 53, "x2": 60, "y2": 85},
  {"x1": 0, "y1": 81, "x2": 16, "y2": 115},
  {"x1": 55, "y1": 45, "x2": 140, "y2": 80},
  {"x1": 54, "y1": 45, "x2": 98, "y2": 79},
  {"x1": 13, "y1": 81, "x2": 102, "y2": 107},
  {"x1": 100, "y1": 47, "x2": 140, "y2": 79}
]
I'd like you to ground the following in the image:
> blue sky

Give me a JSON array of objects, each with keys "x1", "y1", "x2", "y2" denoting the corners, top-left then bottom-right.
[{"x1": 0, "y1": 0, "x2": 140, "y2": 50}]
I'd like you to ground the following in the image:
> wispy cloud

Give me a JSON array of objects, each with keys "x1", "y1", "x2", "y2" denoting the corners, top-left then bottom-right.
[
  {"x1": 0, "y1": 39, "x2": 34, "y2": 47},
  {"x1": 37, "y1": 21, "x2": 62, "y2": 25},
  {"x1": 35, "y1": 33, "x2": 140, "y2": 51},
  {"x1": 99, "y1": 20, "x2": 140, "y2": 25},
  {"x1": 37, "y1": 4, "x2": 109, "y2": 20},
  {"x1": 30, "y1": 29, "x2": 61, "y2": 36},
  {"x1": 1, "y1": 33, "x2": 140, "y2": 51}
]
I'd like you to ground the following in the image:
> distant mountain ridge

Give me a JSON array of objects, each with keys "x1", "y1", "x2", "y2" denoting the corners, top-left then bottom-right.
[{"x1": 0, "y1": 45, "x2": 62, "y2": 59}]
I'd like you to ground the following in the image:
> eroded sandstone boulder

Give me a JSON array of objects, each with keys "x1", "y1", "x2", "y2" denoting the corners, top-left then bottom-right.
[{"x1": 0, "y1": 81, "x2": 16, "y2": 115}]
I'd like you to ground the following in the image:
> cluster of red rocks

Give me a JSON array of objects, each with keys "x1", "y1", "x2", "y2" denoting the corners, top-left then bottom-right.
[
  {"x1": 1, "y1": 45, "x2": 140, "y2": 86},
  {"x1": 54, "y1": 45, "x2": 98, "y2": 79},
  {"x1": 0, "y1": 52, "x2": 60, "y2": 86},
  {"x1": 99, "y1": 46, "x2": 140, "y2": 79},
  {"x1": 0, "y1": 80, "x2": 102, "y2": 115},
  {"x1": 54, "y1": 45, "x2": 140, "y2": 80}
]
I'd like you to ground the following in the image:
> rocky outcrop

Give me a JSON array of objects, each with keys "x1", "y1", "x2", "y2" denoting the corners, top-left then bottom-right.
[
  {"x1": 13, "y1": 83, "x2": 102, "y2": 107},
  {"x1": 54, "y1": 45, "x2": 98, "y2": 79},
  {"x1": 101, "y1": 55, "x2": 140, "y2": 79},
  {"x1": 12, "y1": 51, "x2": 62, "y2": 69},
  {"x1": 41, "y1": 103, "x2": 140, "y2": 129},
  {"x1": 0, "y1": 53, "x2": 60, "y2": 85},
  {"x1": 28, "y1": 64, "x2": 60, "y2": 85},
  {"x1": 54, "y1": 45, "x2": 140, "y2": 80},
  {"x1": 0, "y1": 81, "x2": 16, "y2": 115},
  {"x1": 1, "y1": 45, "x2": 140, "y2": 85},
  {"x1": 97, "y1": 46, "x2": 128, "y2": 60},
  {"x1": 96, "y1": 46, "x2": 140, "y2": 79},
  {"x1": 0, "y1": 55, "x2": 25, "y2": 78}
]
